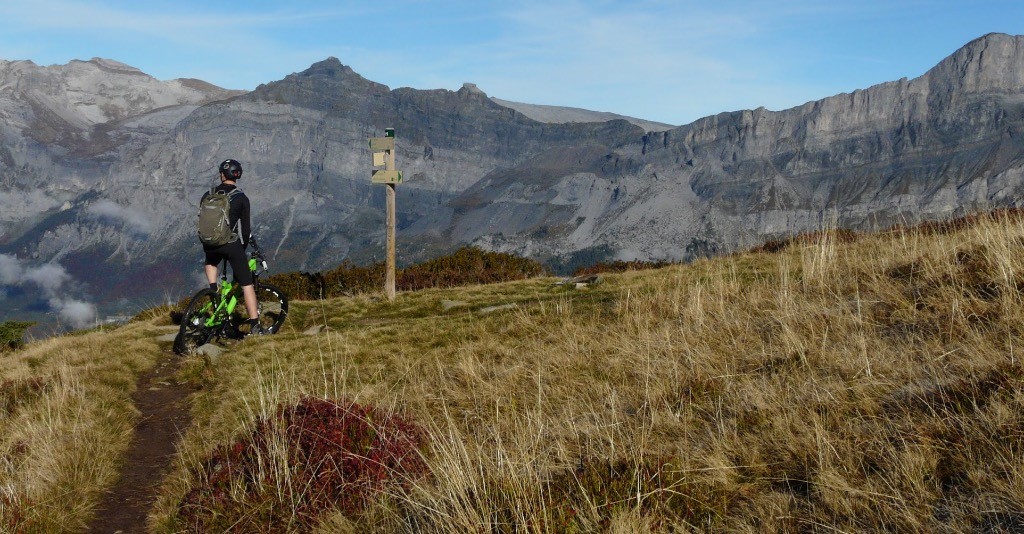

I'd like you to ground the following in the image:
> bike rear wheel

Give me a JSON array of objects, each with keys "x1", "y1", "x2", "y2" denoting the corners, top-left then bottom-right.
[
  {"x1": 253, "y1": 283, "x2": 288, "y2": 334},
  {"x1": 174, "y1": 289, "x2": 219, "y2": 355}
]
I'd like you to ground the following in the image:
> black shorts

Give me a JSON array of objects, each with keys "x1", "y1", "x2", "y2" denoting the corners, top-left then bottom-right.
[{"x1": 204, "y1": 240, "x2": 253, "y2": 286}]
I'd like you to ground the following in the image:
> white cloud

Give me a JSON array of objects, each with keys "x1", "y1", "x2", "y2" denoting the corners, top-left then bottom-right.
[
  {"x1": 1, "y1": 254, "x2": 73, "y2": 294},
  {"x1": 23, "y1": 263, "x2": 71, "y2": 293},
  {"x1": 49, "y1": 297, "x2": 96, "y2": 328},
  {"x1": 87, "y1": 200, "x2": 154, "y2": 235},
  {"x1": 0, "y1": 253, "x2": 98, "y2": 328}
]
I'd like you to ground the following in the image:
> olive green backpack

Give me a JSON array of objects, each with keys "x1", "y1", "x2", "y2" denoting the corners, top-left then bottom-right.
[{"x1": 197, "y1": 188, "x2": 242, "y2": 246}]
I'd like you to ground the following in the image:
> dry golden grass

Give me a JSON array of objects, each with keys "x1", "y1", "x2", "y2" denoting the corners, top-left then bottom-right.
[
  {"x1": 8, "y1": 211, "x2": 1024, "y2": 532},
  {"x1": 145, "y1": 212, "x2": 1024, "y2": 532},
  {"x1": 0, "y1": 322, "x2": 167, "y2": 532}
]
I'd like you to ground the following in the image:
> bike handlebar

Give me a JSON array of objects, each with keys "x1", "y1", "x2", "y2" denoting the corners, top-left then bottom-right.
[{"x1": 249, "y1": 237, "x2": 269, "y2": 272}]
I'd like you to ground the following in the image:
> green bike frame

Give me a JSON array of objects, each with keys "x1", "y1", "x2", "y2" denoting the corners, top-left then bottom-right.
[
  {"x1": 204, "y1": 258, "x2": 261, "y2": 328},
  {"x1": 197, "y1": 281, "x2": 235, "y2": 328}
]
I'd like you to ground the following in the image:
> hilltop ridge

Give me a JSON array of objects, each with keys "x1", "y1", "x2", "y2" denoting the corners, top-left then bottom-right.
[{"x1": 5, "y1": 209, "x2": 1024, "y2": 530}]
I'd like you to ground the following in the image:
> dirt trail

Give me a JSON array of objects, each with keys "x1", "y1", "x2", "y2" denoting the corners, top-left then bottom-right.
[{"x1": 89, "y1": 355, "x2": 194, "y2": 533}]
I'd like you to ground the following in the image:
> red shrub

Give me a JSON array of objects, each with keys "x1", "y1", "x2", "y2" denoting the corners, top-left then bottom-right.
[{"x1": 176, "y1": 396, "x2": 430, "y2": 532}]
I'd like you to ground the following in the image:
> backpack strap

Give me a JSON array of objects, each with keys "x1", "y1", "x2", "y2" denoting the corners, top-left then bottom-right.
[
  {"x1": 205, "y1": 186, "x2": 241, "y2": 198},
  {"x1": 227, "y1": 188, "x2": 245, "y2": 244}
]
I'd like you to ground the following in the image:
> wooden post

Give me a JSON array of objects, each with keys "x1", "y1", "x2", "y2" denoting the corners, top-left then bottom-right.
[
  {"x1": 369, "y1": 128, "x2": 400, "y2": 301},
  {"x1": 385, "y1": 129, "x2": 397, "y2": 301}
]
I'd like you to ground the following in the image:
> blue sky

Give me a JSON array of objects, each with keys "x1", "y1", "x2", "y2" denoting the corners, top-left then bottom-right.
[{"x1": 1, "y1": 0, "x2": 1022, "y2": 125}]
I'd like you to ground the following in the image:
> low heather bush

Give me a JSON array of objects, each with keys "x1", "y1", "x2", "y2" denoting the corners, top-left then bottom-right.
[
  {"x1": 399, "y1": 246, "x2": 547, "y2": 290},
  {"x1": 174, "y1": 396, "x2": 429, "y2": 532},
  {"x1": 266, "y1": 247, "x2": 547, "y2": 300},
  {"x1": 750, "y1": 228, "x2": 859, "y2": 254}
]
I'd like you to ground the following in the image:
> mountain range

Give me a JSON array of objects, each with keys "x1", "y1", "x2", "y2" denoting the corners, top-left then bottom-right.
[{"x1": 2, "y1": 33, "x2": 1024, "y2": 327}]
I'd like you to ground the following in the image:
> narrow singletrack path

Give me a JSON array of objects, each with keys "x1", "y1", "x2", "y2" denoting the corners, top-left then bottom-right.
[{"x1": 89, "y1": 355, "x2": 194, "y2": 533}]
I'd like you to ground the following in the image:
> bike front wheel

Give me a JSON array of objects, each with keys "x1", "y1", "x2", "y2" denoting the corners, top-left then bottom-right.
[
  {"x1": 174, "y1": 289, "x2": 219, "y2": 355},
  {"x1": 253, "y1": 283, "x2": 289, "y2": 334}
]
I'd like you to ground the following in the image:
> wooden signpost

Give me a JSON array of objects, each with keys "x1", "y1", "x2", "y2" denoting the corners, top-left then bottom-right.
[{"x1": 369, "y1": 128, "x2": 401, "y2": 301}]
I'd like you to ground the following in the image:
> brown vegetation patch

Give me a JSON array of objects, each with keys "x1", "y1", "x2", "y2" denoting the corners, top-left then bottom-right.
[
  {"x1": 173, "y1": 396, "x2": 430, "y2": 532},
  {"x1": 572, "y1": 259, "x2": 674, "y2": 277},
  {"x1": 750, "y1": 228, "x2": 859, "y2": 254},
  {"x1": 399, "y1": 246, "x2": 548, "y2": 290},
  {"x1": 885, "y1": 258, "x2": 925, "y2": 283},
  {"x1": 268, "y1": 246, "x2": 548, "y2": 300}
]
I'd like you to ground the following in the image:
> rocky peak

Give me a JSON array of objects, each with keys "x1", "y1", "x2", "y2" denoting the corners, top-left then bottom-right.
[
  {"x1": 664, "y1": 33, "x2": 1024, "y2": 160},
  {"x1": 294, "y1": 57, "x2": 382, "y2": 89},
  {"x1": 79, "y1": 57, "x2": 146, "y2": 76},
  {"x1": 927, "y1": 32, "x2": 1024, "y2": 95},
  {"x1": 0, "y1": 58, "x2": 36, "y2": 70},
  {"x1": 460, "y1": 83, "x2": 487, "y2": 97},
  {"x1": 255, "y1": 57, "x2": 389, "y2": 104},
  {"x1": 302, "y1": 57, "x2": 356, "y2": 77},
  {"x1": 0, "y1": 56, "x2": 243, "y2": 149}
]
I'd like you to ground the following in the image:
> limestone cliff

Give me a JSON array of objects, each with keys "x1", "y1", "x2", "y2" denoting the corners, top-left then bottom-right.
[
  {"x1": 448, "y1": 33, "x2": 1024, "y2": 265},
  {"x1": 2, "y1": 34, "x2": 1024, "y2": 321}
]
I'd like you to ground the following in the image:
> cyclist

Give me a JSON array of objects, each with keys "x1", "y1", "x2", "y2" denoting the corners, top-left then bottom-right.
[{"x1": 199, "y1": 159, "x2": 266, "y2": 336}]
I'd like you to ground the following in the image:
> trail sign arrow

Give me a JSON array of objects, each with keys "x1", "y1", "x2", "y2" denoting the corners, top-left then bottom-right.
[{"x1": 371, "y1": 169, "x2": 403, "y2": 184}]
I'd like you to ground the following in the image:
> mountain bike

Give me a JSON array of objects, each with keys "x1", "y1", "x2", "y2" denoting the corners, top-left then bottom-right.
[{"x1": 173, "y1": 241, "x2": 289, "y2": 355}]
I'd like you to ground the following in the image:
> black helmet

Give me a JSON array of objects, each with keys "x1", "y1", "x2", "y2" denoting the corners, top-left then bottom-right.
[{"x1": 219, "y1": 159, "x2": 243, "y2": 180}]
